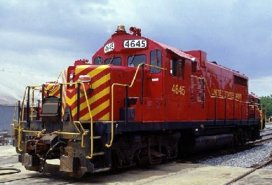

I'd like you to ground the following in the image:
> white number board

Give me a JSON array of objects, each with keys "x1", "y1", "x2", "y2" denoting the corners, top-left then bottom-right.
[
  {"x1": 104, "y1": 42, "x2": 115, "y2": 53},
  {"x1": 123, "y1": 39, "x2": 147, "y2": 49}
]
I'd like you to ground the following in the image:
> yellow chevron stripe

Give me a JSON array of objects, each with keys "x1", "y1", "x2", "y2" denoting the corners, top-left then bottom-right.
[
  {"x1": 79, "y1": 86, "x2": 110, "y2": 112},
  {"x1": 92, "y1": 73, "x2": 110, "y2": 89},
  {"x1": 80, "y1": 101, "x2": 110, "y2": 121},
  {"x1": 75, "y1": 65, "x2": 89, "y2": 75},
  {"x1": 87, "y1": 65, "x2": 109, "y2": 78},
  {"x1": 66, "y1": 94, "x2": 77, "y2": 106},
  {"x1": 75, "y1": 65, "x2": 109, "y2": 77},
  {"x1": 44, "y1": 85, "x2": 60, "y2": 97},
  {"x1": 68, "y1": 87, "x2": 110, "y2": 120},
  {"x1": 91, "y1": 86, "x2": 110, "y2": 103},
  {"x1": 92, "y1": 99, "x2": 110, "y2": 117},
  {"x1": 100, "y1": 112, "x2": 110, "y2": 120},
  {"x1": 67, "y1": 86, "x2": 110, "y2": 120},
  {"x1": 71, "y1": 65, "x2": 111, "y2": 121},
  {"x1": 72, "y1": 108, "x2": 77, "y2": 118},
  {"x1": 80, "y1": 112, "x2": 90, "y2": 121},
  {"x1": 50, "y1": 91, "x2": 60, "y2": 97}
]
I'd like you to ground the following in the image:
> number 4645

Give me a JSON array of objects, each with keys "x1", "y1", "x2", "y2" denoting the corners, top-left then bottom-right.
[{"x1": 172, "y1": 84, "x2": 185, "y2": 95}]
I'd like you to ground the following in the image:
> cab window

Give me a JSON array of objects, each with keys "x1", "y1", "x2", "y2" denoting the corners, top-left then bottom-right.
[
  {"x1": 170, "y1": 58, "x2": 184, "y2": 78},
  {"x1": 192, "y1": 61, "x2": 197, "y2": 73},
  {"x1": 150, "y1": 49, "x2": 162, "y2": 73},
  {"x1": 128, "y1": 54, "x2": 146, "y2": 67},
  {"x1": 94, "y1": 57, "x2": 103, "y2": 65},
  {"x1": 104, "y1": 57, "x2": 121, "y2": 65}
]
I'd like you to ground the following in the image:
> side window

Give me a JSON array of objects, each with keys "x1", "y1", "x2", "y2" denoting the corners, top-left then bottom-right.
[
  {"x1": 192, "y1": 61, "x2": 197, "y2": 73},
  {"x1": 150, "y1": 49, "x2": 162, "y2": 73},
  {"x1": 112, "y1": 58, "x2": 121, "y2": 65},
  {"x1": 170, "y1": 58, "x2": 184, "y2": 78},
  {"x1": 94, "y1": 57, "x2": 103, "y2": 65},
  {"x1": 234, "y1": 75, "x2": 247, "y2": 87},
  {"x1": 128, "y1": 54, "x2": 146, "y2": 67}
]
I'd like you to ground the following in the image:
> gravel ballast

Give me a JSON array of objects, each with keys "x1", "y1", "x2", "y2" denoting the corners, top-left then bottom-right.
[{"x1": 199, "y1": 125, "x2": 272, "y2": 168}]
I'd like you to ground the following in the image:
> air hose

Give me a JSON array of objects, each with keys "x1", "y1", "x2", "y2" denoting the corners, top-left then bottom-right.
[{"x1": 0, "y1": 167, "x2": 21, "y2": 175}]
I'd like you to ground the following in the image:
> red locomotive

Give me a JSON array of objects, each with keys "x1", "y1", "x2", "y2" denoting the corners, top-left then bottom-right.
[{"x1": 12, "y1": 25, "x2": 262, "y2": 177}]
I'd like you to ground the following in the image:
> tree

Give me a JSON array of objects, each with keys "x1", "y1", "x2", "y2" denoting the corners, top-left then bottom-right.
[{"x1": 260, "y1": 95, "x2": 272, "y2": 118}]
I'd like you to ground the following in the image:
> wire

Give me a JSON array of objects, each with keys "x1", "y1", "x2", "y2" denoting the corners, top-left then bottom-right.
[
  {"x1": 0, "y1": 167, "x2": 21, "y2": 175},
  {"x1": 39, "y1": 141, "x2": 65, "y2": 173}
]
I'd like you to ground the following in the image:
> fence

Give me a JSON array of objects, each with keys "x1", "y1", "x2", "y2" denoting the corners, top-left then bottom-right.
[{"x1": 0, "y1": 104, "x2": 17, "y2": 133}]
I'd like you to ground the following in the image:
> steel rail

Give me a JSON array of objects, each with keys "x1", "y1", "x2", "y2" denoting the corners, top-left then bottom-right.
[{"x1": 223, "y1": 156, "x2": 272, "y2": 185}]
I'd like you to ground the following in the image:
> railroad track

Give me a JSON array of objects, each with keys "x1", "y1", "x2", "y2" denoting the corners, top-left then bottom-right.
[
  {"x1": 2, "y1": 127, "x2": 272, "y2": 184},
  {"x1": 254, "y1": 136, "x2": 272, "y2": 144},
  {"x1": 222, "y1": 128, "x2": 272, "y2": 184},
  {"x1": 260, "y1": 126, "x2": 272, "y2": 135},
  {"x1": 260, "y1": 132, "x2": 272, "y2": 137},
  {"x1": 223, "y1": 154, "x2": 272, "y2": 185},
  {"x1": 252, "y1": 128, "x2": 272, "y2": 144},
  {"x1": 186, "y1": 130, "x2": 272, "y2": 166}
]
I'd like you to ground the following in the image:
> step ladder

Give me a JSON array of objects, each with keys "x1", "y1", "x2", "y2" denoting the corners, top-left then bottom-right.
[{"x1": 91, "y1": 123, "x2": 112, "y2": 169}]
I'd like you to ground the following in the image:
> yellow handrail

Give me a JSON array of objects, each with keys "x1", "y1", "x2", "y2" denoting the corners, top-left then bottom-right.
[
  {"x1": 17, "y1": 65, "x2": 168, "y2": 157},
  {"x1": 17, "y1": 85, "x2": 43, "y2": 152},
  {"x1": 79, "y1": 81, "x2": 94, "y2": 159},
  {"x1": 17, "y1": 86, "x2": 28, "y2": 152},
  {"x1": 106, "y1": 63, "x2": 166, "y2": 148},
  {"x1": 53, "y1": 131, "x2": 81, "y2": 136},
  {"x1": 17, "y1": 83, "x2": 91, "y2": 155},
  {"x1": 74, "y1": 121, "x2": 89, "y2": 148},
  {"x1": 23, "y1": 129, "x2": 46, "y2": 137},
  {"x1": 16, "y1": 83, "x2": 67, "y2": 151},
  {"x1": 53, "y1": 120, "x2": 89, "y2": 148}
]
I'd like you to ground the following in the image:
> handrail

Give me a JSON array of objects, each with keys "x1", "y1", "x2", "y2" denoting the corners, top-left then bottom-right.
[
  {"x1": 79, "y1": 81, "x2": 94, "y2": 159},
  {"x1": 106, "y1": 63, "x2": 166, "y2": 148},
  {"x1": 18, "y1": 66, "x2": 170, "y2": 157},
  {"x1": 74, "y1": 121, "x2": 89, "y2": 148},
  {"x1": 17, "y1": 81, "x2": 91, "y2": 145},
  {"x1": 53, "y1": 120, "x2": 89, "y2": 149},
  {"x1": 17, "y1": 86, "x2": 28, "y2": 152},
  {"x1": 17, "y1": 85, "x2": 45, "y2": 152},
  {"x1": 17, "y1": 82, "x2": 92, "y2": 157},
  {"x1": 23, "y1": 129, "x2": 46, "y2": 137},
  {"x1": 30, "y1": 87, "x2": 35, "y2": 121}
]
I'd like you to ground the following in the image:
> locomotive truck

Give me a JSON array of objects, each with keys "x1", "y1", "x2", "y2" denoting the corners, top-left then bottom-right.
[{"x1": 12, "y1": 25, "x2": 262, "y2": 177}]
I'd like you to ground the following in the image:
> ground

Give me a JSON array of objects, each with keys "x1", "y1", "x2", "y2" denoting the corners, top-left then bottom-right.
[{"x1": 1, "y1": 145, "x2": 272, "y2": 184}]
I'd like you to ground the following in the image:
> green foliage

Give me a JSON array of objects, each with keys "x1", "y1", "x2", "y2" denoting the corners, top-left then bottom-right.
[{"x1": 260, "y1": 95, "x2": 272, "y2": 117}]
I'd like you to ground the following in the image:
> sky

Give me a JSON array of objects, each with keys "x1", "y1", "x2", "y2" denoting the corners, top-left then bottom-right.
[{"x1": 0, "y1": 0, "x2": 272, "y2": 104}]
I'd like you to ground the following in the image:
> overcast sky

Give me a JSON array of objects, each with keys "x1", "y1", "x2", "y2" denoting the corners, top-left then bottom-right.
[{"x1": 0, "y1": 0, "x2": 272, "y2": 103}]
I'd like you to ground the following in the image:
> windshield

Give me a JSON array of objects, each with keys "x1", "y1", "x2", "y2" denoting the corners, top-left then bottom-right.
[
  {"x1": 104, "y1": 57, "x2": 121, "y2": 65},
  {"x1": 93, "y1": 56, "x2": 121, "y2": 66},
  {"x1": 128, "y1": 54, "x2": 146, "y2": 67}
]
